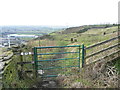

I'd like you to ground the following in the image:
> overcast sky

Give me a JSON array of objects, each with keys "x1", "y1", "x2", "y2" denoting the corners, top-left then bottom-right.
[{"x1": 0, "y1": 0, "x2": 119, "y2": 26}]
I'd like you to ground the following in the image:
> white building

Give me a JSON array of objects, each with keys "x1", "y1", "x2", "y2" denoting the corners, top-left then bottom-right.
[{"x1": 7, "y1": 34, "x2": 38, "y2": 38}]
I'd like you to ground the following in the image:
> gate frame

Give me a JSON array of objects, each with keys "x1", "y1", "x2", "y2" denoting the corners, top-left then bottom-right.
[{"x1": 33, "y1": 45, "x2": 85, "y2": 77}]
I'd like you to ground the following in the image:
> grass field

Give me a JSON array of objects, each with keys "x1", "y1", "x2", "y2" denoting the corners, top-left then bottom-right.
[{"x1": 3, "y1": 25, "x2": 119, "y2": 88}]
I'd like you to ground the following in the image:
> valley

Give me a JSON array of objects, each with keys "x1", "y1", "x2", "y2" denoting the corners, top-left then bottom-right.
[{"x1": 1, "y1": 24, "x2": 120, "y2": 88}]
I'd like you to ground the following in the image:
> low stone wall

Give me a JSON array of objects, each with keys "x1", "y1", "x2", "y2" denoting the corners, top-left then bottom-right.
[{"x1": 0, "y1": 51, "x2": 14, "y2": 89}]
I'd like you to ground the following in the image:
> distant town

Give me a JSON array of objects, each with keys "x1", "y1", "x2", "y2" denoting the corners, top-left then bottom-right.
[
  {"x1": 0, "y1": 26, "x2": 66, "y2": 47},
  {"x1": 0, "y1": 34, "x2": 38, "y2": 47}
]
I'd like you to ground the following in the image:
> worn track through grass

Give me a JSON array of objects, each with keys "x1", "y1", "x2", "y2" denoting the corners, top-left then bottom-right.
[{"x1": 36, "y1": 48, "x2": 66, "y2": 88}]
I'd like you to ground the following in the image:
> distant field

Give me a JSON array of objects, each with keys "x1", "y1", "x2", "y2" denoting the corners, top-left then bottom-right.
[{"x1": 1, "y1": 26, "x2": 65, "y2": 36}]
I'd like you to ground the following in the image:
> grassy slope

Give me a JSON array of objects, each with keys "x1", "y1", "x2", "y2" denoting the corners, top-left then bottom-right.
[
  {"x1": 3, "y1": 25, "x2": 119, "y2": 88},
  {"x1": 31, "y1": 25, "x2": 118, "y2": 88},
  {"x1": 3, "y1": 46, "x2": 41, "y2": 88},
  {"x1": 30, "y1": 26, "x2": 117, "y2": 47},
  {"x1": 28, "y1": 25, "x2": 118, "y2": 87}
]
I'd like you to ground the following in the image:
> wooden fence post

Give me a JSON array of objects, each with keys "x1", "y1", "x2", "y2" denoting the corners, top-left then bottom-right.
[
  {"x1": 33, "y1": 47, "x2": 38, "y2": 78},
  {"x1": 39, "y1": 39, "x2": 40, "y2": 47},
  {"x1": 19, "y1": 50, "x2": 23, "y2": 70},
  {"x1": 18, "y1": 50, "x2": 24, "y2": 80}
]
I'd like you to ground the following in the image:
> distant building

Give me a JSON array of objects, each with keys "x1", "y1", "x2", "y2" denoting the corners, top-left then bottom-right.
[
  {"x1": 0, "y1": 37, "x2": 21, "y2": 47},
  {"x1": 7, "y1": 34, "x2": 38, "y2": 38}
]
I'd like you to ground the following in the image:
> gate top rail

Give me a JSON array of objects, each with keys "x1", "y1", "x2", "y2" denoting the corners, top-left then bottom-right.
[
  {"x1": 34, "y1": 45, "x2": 81, "y2": 49},
  {"x1": 37, "y1": 52, "x2": 79, "y2": 55}
]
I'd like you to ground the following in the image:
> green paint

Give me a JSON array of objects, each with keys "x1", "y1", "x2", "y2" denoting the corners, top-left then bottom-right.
[
  {"x1": 78, "y1": 45, "x2": 81, "y2": 68},
  {"x1": 82, "y1": 44, "x2": 85, "y2": 67},
  {"x1": 39, "y1": 65, "x2": 79, "y2": 70},
  {"x1": 35, "y1": 45, "x2": 80, "y2": 49},
  {"x1": 37, "y1": 51, "x2": 79, "y2": 55},
  {"x1": 37, "y1": 58, "x2": 79, "y2": 62},
  {"x1": 33, "y1": 45, "x2": 82, "y2": 77}
]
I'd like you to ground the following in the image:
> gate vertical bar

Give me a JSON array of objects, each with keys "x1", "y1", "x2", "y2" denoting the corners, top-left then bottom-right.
[
  {"x1": 34, "y1": 47, "x2": 38, "y2": 77},
  {"x1": 78, "y1": 45, "x2": 81, "y2": 68},
  {"x1": 82, "y1": 44, "x2": 85, "y2": 67}
]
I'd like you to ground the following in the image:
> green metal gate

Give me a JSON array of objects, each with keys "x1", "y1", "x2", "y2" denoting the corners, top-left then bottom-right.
[{"x1": 33, "y1": 45, "x2": 84, "y2": 77}]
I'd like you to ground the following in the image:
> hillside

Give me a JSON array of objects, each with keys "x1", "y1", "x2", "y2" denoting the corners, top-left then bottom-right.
[
  {"x1": 2, "y1": 24, "x2": 119, "y2": 88},
  {"x1": 33, "y1": 24, "x2": 118, "y2": 47},
  {"x1": 61, "y1": 24, "x2": 116, "y2": 34}
]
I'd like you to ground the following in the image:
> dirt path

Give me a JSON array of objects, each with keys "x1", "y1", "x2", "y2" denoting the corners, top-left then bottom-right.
[
  {"x1": 35, "y1": 48, "x2": 65, "y2": 88},
  {"x1": 35, "y1": 78, "x2": 60, "y2": 88}
]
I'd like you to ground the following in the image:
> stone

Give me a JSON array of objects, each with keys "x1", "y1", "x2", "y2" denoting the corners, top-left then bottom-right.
[{"x1": 71, "y1": 82, "x2": 84, "y2": 88}]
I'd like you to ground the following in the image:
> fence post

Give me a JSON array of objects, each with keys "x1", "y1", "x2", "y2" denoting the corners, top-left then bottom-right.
[
  {"x1": 82, "y1": 44, "x2": 85, "y2": 67},
  {"x1": 39, "y1": 39, "x2": 40, "y2": 46},
  {"x1": 33, "y1": 47, "x2": 38, "y2": 78},
  {"x1": 20, "y1": 50, "x2": 23, "y2": 69},
  {"x1": 78, "y1": 45, "x2": 81, "y2": 68}
]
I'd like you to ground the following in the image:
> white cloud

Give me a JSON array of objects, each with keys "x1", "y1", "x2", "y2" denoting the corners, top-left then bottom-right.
[{"x1": 0, "y1": 0, "x2": 119, "y2": 26}]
